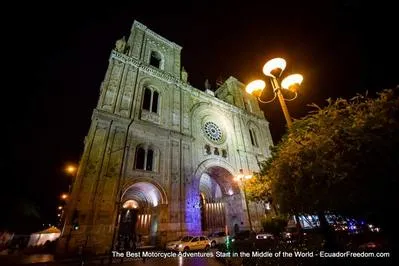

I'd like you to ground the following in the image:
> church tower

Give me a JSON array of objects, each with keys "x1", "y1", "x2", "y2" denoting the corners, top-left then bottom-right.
[{"x1": 57, "y1": 20, "x2": 273, "y2": 255}]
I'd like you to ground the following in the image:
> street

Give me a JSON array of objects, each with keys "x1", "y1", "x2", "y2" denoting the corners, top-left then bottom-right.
[
  {"x1": 0, "y1": 252, "x2": 228, "y2": 266},
  {"x1": 107, "y1": 256, "x2": 225, "y2": 266}
]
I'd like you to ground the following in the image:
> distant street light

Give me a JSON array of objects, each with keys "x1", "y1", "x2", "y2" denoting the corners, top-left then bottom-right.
[
  {"x1": 61, "y1": 193, "x2": 68, "y2": 200},
  {"x1": 64, "y1": 164, "x2": 78, "y2": 195},
  {"x1": 245, "y1": 58, "x2": 303, "y2": 128},
  {"x1": 62, "y1": 164, "x2": 79, "y2": 253},
  {"x1": 234, "y1": 169, "x2": 253, "y2": 231},
  {"x1": 66, "y1": 165, "x2": 77, "y2": 174}
]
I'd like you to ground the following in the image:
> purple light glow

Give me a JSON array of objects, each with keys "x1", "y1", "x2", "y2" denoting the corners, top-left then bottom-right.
[{"x1": 184, "y1": 177, "x2": 202, "y2": 234}]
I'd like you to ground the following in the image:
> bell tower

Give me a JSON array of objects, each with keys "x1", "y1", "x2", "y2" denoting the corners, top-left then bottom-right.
[{"x1": 57, "y1": 20, "x2": 183, "y2": 255}]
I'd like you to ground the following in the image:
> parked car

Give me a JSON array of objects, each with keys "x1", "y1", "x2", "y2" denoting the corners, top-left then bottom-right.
[
  {"x1": 172, "y1": 236, "x2": 211, "y2": 252},
  {"x1": 256, "y1": 233, "x2": 274, "y2": 240},
  {"x1": 165, "y1": 236, "x2": 193, "y2": 251},
  {"x1": 208, "y1": 232, "x2": 228, "y2": 247},
  {"x1": 281, "y1": 226, "x2": 306, "y2": 243}
]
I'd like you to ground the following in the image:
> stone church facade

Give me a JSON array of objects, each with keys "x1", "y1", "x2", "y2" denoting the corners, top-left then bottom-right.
[{"x1": 57, "y1": 20, "x2": 273, "y2": 255}]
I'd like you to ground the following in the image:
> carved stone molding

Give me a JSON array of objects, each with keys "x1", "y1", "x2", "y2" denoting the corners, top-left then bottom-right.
[
  {"x1": 141, "y1": 110, "x2": 161, "y2": 124},
  {"x1": 147, "y1": 38, "x2": 168, "y2": 52},
  {"x1": 110, "y1": 51, "x2": 266, "y2": 121}
]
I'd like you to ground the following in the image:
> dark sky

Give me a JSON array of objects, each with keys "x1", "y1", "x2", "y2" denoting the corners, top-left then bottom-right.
[{"x1": 1, "y1": 1, "x2": 397, "y2": 230}]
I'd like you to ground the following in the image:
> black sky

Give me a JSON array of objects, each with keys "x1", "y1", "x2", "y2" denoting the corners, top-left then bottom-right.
[{"x1": 1, "y1": 1, "x2": 397, "y2": 230}]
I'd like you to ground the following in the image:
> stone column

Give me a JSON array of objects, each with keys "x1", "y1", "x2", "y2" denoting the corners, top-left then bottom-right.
[{"x1": 157, "y1": 204, "x2": 168, "y2": 246}]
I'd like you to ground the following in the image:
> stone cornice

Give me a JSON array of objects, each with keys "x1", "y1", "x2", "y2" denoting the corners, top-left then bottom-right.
[
  {"x1": 133, "y1": 119, "x2": 195, "y2": 142},
  {"x1": 92, "y1": 109, "x2": 131, "y2": 126},
  {"x1": 93, "y1": 108, "x2": 195, "y2": 142},
  {"x1": 110, "y1": 51, "x2": 268, "y2": 123},
  {"x1": 132, "y1": 20, "x2": 147, "y2": 30},
  {"x1": 132, "y1": 20, "x2": 182, "y2": 50},
  {"x1": 111, "y1": 50, "x2": 178, "y2": 84}
]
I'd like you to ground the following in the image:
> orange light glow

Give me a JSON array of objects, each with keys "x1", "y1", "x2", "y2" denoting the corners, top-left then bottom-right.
[
  {"x1": 245, "y1": 80, "x2": 266, "y2": 97},
  {"x1": 123, "y1": 199, "x2": 139, "y2": 209},
  {"x1": 281, "y1": 74, "x2": 303, "y2": 90},
  {"x1": 263, "y1": 58, "x2": 286, "y2": 77},
  {"x1": 61, "y1": 193, "x2": 68, "y2": 200},
  {"x1": 66, "y1": 165, "x2": 77, "y2": 174}
]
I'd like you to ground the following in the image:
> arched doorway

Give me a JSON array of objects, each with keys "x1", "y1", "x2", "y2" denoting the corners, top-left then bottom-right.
[
  {"x1": 198, "y1": 166, "x2": 243, "y2": 235},
  {"x1": 117, "y1": 200, "x2": 139, "y2": 250},
  {"x1": 116, "y1": 181, "x2": 166, "y2": 250}
]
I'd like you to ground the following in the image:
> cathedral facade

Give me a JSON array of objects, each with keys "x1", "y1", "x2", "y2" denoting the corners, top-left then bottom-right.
[{"x1": 57, "y1": 20, "x2": 273, "y2": 255}]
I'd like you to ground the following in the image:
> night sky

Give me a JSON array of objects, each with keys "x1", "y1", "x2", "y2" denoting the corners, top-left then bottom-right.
[{"x1": 1, "y1": 1, "x2": 397, "y2": 232}]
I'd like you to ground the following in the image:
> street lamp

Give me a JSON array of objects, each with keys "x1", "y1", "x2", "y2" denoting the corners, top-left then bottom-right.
[
  {"x1": 234, "y1": 169, "x2": 253, "y2": 231},
  {"x1": 66, "y1": 165, "x2": 77, "y2": 174},
  {"x1": 62, "y1": 164, "x2": 78, "y2": 253},
  {"x1": 60, "y1": 193, "x2": 69, "y2": 200},
  {"x1": 65, "y1": 164, "x2": 78, "y2": 193},
  {"x1": 245, "y1": 58, "x2": 303, "y2": 128}
]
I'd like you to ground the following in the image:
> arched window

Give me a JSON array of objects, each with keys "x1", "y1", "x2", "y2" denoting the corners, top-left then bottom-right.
[
  {"x1": 152, "y1": 91, "x2": 159, "y2": 113},
  {"x1": 135, "y1": 146, "x2": 157, "y2": 171},
  {"x1": 135, "y1": 147, "x2": 146, "y2": 170},
  {"x1": 150, "y1": 51, "x2": 162, "y2": 69},
  {"x1": 146, "y1": 149, "x2": 154, "y2": 171},
  {"x1": 249, "y1": 128, "x2": 258, "y2": 147},
  {"x1": 142, "y1": 87, "x2": 159, "y2": 113},
  {"x1": 143, "y1": 88, "x2": 152, "y2": 111}
]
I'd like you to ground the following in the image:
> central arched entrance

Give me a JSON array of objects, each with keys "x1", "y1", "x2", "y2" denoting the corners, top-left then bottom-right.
[
  {"x1": 197, "y1": 165, "x2": 244, "y2": 236},
  {"x1": 116, "y1": 180, "x2": 167, "y2": 250}
]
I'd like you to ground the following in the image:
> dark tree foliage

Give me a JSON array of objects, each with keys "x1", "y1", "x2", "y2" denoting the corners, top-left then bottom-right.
[{"x1": 247, "y1": 87, "x2": 399, "y2": 233}]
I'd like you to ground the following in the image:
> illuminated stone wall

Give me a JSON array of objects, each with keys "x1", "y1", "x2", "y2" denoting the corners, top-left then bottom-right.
[{"x1": 57, "y1": 20, "x2": 273, "y2": 255}]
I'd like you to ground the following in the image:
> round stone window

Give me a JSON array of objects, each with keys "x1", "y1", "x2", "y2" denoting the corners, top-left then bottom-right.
[{"x1": 203, "y1": 121, "x2": 224, "y2": 143}]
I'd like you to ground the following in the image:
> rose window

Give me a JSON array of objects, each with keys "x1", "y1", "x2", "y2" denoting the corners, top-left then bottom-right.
[{"x1": 203, "y1": 121, "x2": 223, "y2": 143}]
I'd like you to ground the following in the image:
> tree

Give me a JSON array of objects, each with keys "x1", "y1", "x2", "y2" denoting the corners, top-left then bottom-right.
[
  {"x1": 247, "y1": 87, "x2": 399, "y2": 236},
  {"x1": 245, "y1": 159, "x2": 277, "y2": 214}
]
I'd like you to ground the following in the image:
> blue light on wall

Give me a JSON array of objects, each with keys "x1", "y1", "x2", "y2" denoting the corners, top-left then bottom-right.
[{"x1": 185, "y1": 184, "x2": 202, "y2": 234}]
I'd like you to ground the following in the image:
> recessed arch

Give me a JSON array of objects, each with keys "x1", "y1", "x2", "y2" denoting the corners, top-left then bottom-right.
[
  {"x1": 199, "y1": 173, "x2": 223, "y2": 202},
  {"x1": 194, "y1": 159, "x2": 240, "y2": 196},
  {"x1": 149, "y1": 50, "x2": 164, "y2": 69},
  {"x1": 191, "y1": 159, "x2": 245, "y2": 233},
  {"x1": 247, "y1": 120, "x2": 262, "y2": 147},
  {"x1": 121, "y1": 178, "x2": 168, "y2": 206},
  {"x1": 117, "y1": 178, "x2": 167, "y2": 249}
]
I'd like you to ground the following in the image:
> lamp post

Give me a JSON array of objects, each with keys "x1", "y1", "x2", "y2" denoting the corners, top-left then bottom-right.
[
  {"x1": 245, "y1": 58, "x2": 303, "y2": 128},
  {"x1": 66, "y1": 165, "x2": 77, "y2": 193},
  {"x1": 234, "y1": 169, "x2": 253, "y2": 231},
  {"x1": 63, "y1": 164, "x2": 78, "y2": 253}
]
